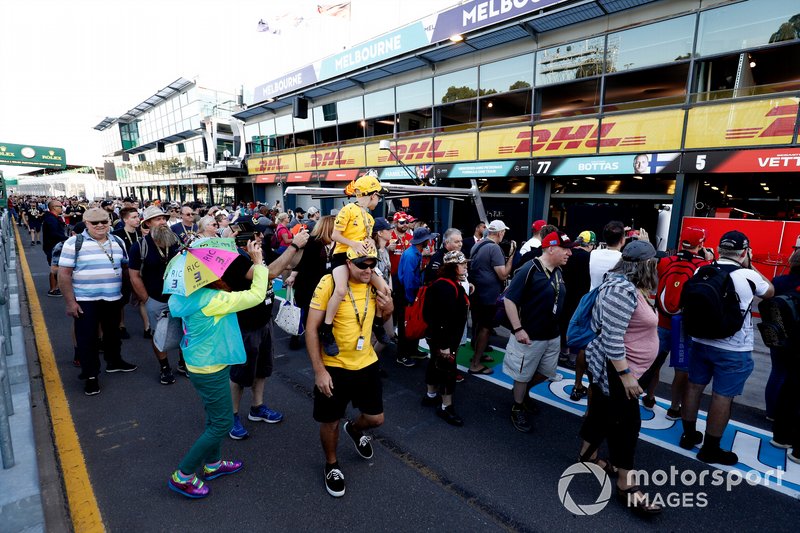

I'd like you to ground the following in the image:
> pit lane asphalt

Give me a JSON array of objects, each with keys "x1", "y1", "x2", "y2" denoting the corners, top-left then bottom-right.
[{"x1": 19, "y1": 242, "x2": 798, "y2": 532}]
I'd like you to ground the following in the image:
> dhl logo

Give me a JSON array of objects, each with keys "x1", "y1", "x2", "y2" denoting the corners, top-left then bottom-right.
[
  {"x1": 501, "y1": 122, "x2": 645, "y2": 154},
  {"x1": 377, "y1": 140, "x2": 452, "y2": 162},
  {"x1": 308, "y1": 150, "x2": 355, "y2": 168},
  {"x1": 725, "y1": 104, "x2": 798, "y2": 140},
  {"x1": 257, "y1": 158, "x2": 288, "y2": 172}
]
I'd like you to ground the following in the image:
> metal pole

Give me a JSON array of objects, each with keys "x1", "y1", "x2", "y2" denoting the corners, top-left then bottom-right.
[
  {"x1": 0, "y1": 368, "x2": 14, "y2": 469},
  {"x1": 0, "y1": 337, "x2": 12, "y2": 416}
]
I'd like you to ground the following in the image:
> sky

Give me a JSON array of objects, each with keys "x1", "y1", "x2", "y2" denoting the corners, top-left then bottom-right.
[{"x1": 0, "y1": 0, "x2": 460, "y2": 176}]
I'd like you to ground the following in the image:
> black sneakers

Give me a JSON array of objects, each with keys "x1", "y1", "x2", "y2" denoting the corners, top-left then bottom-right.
[
  {"x1": 46, "y1": 289, "x2": 62, "y2": 297},
  {"x1": 372, "y1": 322, "x2": 394, "y2": 346},
  {"x1": 511, "y1": 405, "x2": 532, "y2": 433},
  {"x1": 160, "y1": 367, "x2": 176, "y2": 385},
  {"x1": 437, "y1": 405, "x2": 464, "y2": 427},
  {"x1": 176, "y1": 360, "x2": 188, "y2": 376},
  {"x1": 319, "y1": 324, "x2": 339, "y2": 356},
  {"x1": 343, "y1": 420, "x2": 373, "y2": 459},
  {"x1": 324, "y1": 463, "x2": 345, "y2": 497},
  {"x1": 106, "y1": 360, "x2": 138, "y2": 373},
  {"x1": 679, "y1": 430, "x2": 703, "y2": 450},
  {"x1": 84, "y1": 377, "x2": 100, "y2": 396},
  {"x1": 697, "y1": 446, "x2": 738, "y2": 466}
]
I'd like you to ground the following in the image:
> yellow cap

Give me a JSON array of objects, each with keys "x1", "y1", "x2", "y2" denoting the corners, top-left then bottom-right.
[
  {"x1": 353, "y1": 175, "x2": 387, "y2": 197},
  {"x1": 346, "y1": 245, "x2": 378, "y2": 261}
]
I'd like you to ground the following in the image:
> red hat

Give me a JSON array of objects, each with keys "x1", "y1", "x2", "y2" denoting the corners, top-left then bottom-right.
[
  {"x1": 532, "y1": 219, "x2": 547, "y2": 232},
  {"x1": 680, "y1": 226, "x2": 706, "y2": 248},
  {"x1": 393, "y1": 212, "x2": 409, "y2": 222},
  {"x1": 541, "y1": 230, "x2": 579, "y2": 249}
]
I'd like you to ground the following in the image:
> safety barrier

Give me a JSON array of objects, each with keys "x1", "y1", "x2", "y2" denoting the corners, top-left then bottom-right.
[{"x1": 0, "y1": 209, "x2": 15, "y2": 468}]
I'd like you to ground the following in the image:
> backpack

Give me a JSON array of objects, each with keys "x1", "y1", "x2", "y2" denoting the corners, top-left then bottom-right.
[
  {"x1": 405, "y1": 278, "x2": 459, "y2": 340},
  {"x1": 757, "y1": 293, "x2": 800, "y2": 349},
  {"x1": 566, "y1": 285, "x2": 601, "y2": 349},
  {"x1": 680, "y1": 263, "x2": 750, "y2": 339},
  {"x1": 656, "y1": 256, "x2": 702, "y2": 316},
  {"x1": 73, "y1": 233, "x2": 127, "y2": 263},
  {"x1": 494, "y1": 260, "x2": 539, "y2": 329}
]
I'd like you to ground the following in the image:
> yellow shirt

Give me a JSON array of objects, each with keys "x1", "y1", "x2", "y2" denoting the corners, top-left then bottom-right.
[
  {"x1": 310, "y1": 274, "x2": 378, "y2": 370},
  {"x1": 333, "y1": 202, "x2": 374, "y2": 254}
]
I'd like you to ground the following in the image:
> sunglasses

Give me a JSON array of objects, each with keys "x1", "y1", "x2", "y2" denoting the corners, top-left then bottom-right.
[
  {"x1": 353, "y1": 260, "x2": 377, "y2": 270},
  {"x1": 87, "y1": 220, "x2": 110, "y2": 226}
]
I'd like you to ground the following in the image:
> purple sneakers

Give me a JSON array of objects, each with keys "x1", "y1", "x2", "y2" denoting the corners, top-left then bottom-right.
[
  {"x1": 168, "y1": 472, "x2": 209, "y2": 499},
  {"x1": 203, "y1": 460, "x2": 243, "y2": 480}
]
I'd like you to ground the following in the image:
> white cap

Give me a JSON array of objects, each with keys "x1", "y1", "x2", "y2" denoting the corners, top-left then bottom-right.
[{"x1": 486, "y1": 220, "x2": 509, "y2": 233}]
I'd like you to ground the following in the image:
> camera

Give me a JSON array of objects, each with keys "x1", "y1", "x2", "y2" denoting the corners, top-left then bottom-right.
[{"x1": 233, "y1": 221, "x2": 257, "y2": 248}]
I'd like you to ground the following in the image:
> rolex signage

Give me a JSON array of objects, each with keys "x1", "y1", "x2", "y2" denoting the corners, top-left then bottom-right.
[{"x1": 0, "y1": 142, "x2": 67, "y2": 168}]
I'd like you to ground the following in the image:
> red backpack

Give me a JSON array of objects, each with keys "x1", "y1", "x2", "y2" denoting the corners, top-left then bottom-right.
[
  {"x1": 656, "y1": 255, "x2": 707, "y2": 316},
  {"x1": 404, "y1": 278, "x2": 460, "y2": 340}
]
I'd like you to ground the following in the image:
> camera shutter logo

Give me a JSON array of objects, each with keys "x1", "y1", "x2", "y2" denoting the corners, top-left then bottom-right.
[{"x1": 558, "y1": 462, "x2": 612, "y2": 516}]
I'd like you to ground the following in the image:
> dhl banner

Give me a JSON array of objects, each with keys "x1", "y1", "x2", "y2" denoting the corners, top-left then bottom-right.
[
  {"x1": 247, "y1": 152, "x2": 297, "y2": 174},
  {"x1": 432, "y1": 132, "x2": 477, "y2": 163},
  {"x1": 479, "y1": 126, "x2": 530, "y2": 160},
  {"x1": 530, "y1": 118, "x2": 600, "y2": 157},
  {"x1": 296, "y1": 144, "x2": 366, "y2": 171},
  {"x1": 598, "y1": 109, "x2": 684, "y2": 153},
  {"x1": 684, "y1": 97, "x2": 799, "y2": 149},
  {"x1": 254, "y1": 174, "x2": 279, "y2": 184},
  {"x1": 370, "y1": 137, "x2": 438, "y2": 167}
]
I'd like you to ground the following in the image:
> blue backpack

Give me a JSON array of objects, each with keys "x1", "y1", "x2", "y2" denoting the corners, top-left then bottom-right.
[{"x1": 566, "y1": 286, "x2": 601, "y2": 349}]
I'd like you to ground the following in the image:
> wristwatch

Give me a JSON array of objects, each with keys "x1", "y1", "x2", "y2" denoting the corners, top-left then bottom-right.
[
  {"x1": 290, "y1": 243, "x2": 301, "y2": 251},
  {"x1": 513, "y1": 326, "x2": 524, "y2": 334},
  {"x1": 617, "y1": 368, "x2": 631, "y2": 376}
]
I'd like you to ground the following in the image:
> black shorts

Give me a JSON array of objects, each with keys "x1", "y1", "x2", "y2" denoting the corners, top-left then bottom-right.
[
  {"x1": 471, "y1": 303, "x2": 496, "y2": 330},
  {"x1": 45, "y1": 249, "x2": 53, "y2": 266},
  {"x1": 313, "y1": 362, "x2": 383, "y2": 423},
  {"x1": 229, "y1": 323, "x2": 274, "y2": 387},
  {"x1": 28, "y1": 221, "x2": 42, "y2": 231},
  {"x1": 331, "y1": 252, "x2": 348, "y2": 270}
]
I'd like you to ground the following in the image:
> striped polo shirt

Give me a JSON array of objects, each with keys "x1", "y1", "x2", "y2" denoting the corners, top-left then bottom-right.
[{"x1": 59, "y1": 231, "x2": 128, "y2": 301}]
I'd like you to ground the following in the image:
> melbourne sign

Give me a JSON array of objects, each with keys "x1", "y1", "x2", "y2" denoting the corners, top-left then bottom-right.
[{"x1": 0, "y1": 143, "x2": 67, "y2": 168}]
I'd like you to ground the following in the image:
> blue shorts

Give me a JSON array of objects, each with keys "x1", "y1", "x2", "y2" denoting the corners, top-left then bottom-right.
[
  {"x1": 657, "y1": 326, "x2": 690, "y2": 372},
  {"x1": 688, "y1": 342, "x2": 754, "y2": 397}
]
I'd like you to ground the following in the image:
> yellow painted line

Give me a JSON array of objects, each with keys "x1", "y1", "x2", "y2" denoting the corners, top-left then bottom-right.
[{"x1": 15, "y1": 229, "x2": 105, "y2": 532}]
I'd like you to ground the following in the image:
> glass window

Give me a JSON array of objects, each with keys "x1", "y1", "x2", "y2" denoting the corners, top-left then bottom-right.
[
  {"x1": 604, "y1": 63, "x2": 689, "y2": 110},
  {"x1": 538, "y1": 78, "x2": 601, "y2": 118},
  {"x1": 397, "y1": 109, "x2": 432, "y2": 134},
  {"x1": 434, "y1": 67, "x2": 478, "y2": 104},
  {"x1": 275, "y1": 115, "x2": 292, "y2": 135},
  {"x1": 479, "y1": 91, "x2": 532, "y2": 125},
  {"x1": 364, "y1": 88, "x2": 394, "y2": 118},
  {"x1": 293, "y1": 113, "x2": 313, "y2": 133},
  {"x1": 606, "y1": 16, "x2": 694, "y2": 73},
  {"x1": 480, "y1": 54, "x2": 534, "y2": 95},
  {"x1": 395, "y1": 79, "x2": 432, "y2": 113},
  {"x1": 697, "y1": 0, "x2": 800, "y2": 57},
  {"x1": 435, "y1": 101, "x2": 477, "y2": 129},
  {"x1": 536, "y1": 36, "x2": 605, "y2": 86},
  {"x1": 313, "y1": 105, "x2": 338, "y2": 144},
  {"x1": 336, "y1": 96, "x2": 363, "y2": 123}
]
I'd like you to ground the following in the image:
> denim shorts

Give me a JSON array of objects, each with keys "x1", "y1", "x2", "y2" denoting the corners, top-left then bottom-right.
[
  {"x1": 689, "y1": 342, "x2": 754, "y2": 397},
  {"x1": 657, "y1": 326, "x2": 690, "y2": 372}
]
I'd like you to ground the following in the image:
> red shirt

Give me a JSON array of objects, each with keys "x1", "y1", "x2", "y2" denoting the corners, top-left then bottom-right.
[{"x1": 389, "y1": 229, "x2": 413, "y2": 275}]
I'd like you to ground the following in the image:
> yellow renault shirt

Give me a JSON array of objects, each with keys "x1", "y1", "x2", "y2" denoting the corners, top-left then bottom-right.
[
  {"x1": 310, "y1": 274, "x2": 377, "y2": 370},
  {"x1": 333, "y1": 202, "x2": 374, "y2": 254}
]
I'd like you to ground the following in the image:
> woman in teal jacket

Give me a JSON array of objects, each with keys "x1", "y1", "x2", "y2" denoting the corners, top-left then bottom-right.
[{"x1": 167, "y1": 241, "x2": 268, "y2": 499}]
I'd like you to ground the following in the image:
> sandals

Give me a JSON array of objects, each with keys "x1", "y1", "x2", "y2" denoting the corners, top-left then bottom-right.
[
  {"x1": 468, "y1": 365, "x2": 494, "y2": 375},
  {"x1": 616, "y1": 485, "x2": 663, "y2": 515},
  {"x1": 579, "y1": 454, "x2": 618, "y2": 477},
  {"x1": 569, "y1": 385, "x2": 588, "y2": 402}
]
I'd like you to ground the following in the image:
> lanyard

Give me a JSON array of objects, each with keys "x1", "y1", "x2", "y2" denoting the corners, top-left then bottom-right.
[
  {"x1": 98, "y1": 239, "x2": 116, "y2": 269},
  {"x1": 346, "y1": 284, "x2": 370, "y2": 329}
]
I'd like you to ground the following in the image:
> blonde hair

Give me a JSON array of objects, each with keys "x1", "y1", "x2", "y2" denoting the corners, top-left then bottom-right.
[
  {"x1": 276, "y1": 212, "x2": 289, "y2": 224},
  {"x1": 310, "y1": 215, "x2": 335, "y2": 243}
]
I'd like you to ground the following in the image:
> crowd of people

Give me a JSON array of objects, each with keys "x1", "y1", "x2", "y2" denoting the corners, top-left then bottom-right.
[{"x1": 5, "y1": 183, "x2": 799, "y2": 511}]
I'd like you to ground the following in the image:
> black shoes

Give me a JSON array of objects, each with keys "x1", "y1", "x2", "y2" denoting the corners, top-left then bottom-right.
[
  {"x1": 436, "y1": 405, "x2": 464, "y2": 427},
  {"x1": 679, "y1": 430, "x2": 703, "y2": 450},
  {"x1": 46, "y1": 289, "x2": 62, "y2": 297},
  {"x1": 421, "y1": 394, "x2": 441, "y2": 407},
  {"x1": 511, "y1": 405, "x2": 532, "y2": 433},
  {"x1": 106, "y1": 360, "x2": 137, "y2": 373},
  {"x1": 697, "y1": 446, "x2": 738, "y2": 466},
  {"x1": 324, "y1": 463, "x2": 345, "y2": 497},
  {"x1": 84, "y1": 377, "x2": 100, "y2": 396},
  {"x1": 343, "y1": 420, "x2": 373, "y2": 459},
  {"x1": 160, "y1": 367, "x2": 176, "y2": 385}
]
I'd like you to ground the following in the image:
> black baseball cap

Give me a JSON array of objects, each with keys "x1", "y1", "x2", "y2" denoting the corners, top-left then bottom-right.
[{"x1": 719, "y1": 230, "x2": 749, "y2": 251}]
